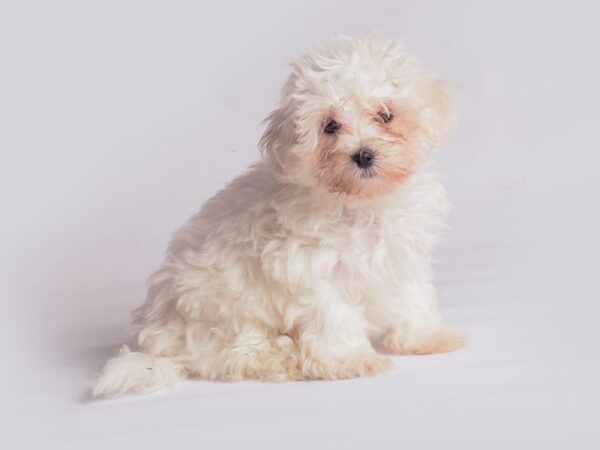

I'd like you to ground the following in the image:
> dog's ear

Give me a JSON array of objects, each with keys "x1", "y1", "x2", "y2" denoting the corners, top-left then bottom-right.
[
  {"x1": 416, "y1": 77, "x2": 458, "y2": 149},
  {"x1": 382, "y1": 36, "x2": 457, "y2": 149},
  {"x1": 258, "y1": 71, "x2": 296, "y2": 176},
  {"x1": 259, "y1": 101, "x2": 296, "y2": 177}
]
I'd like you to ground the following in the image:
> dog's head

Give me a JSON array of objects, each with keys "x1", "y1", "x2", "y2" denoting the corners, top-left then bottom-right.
[{"x1": 260, "y1": 36, "x2": 456, "y2": 199}]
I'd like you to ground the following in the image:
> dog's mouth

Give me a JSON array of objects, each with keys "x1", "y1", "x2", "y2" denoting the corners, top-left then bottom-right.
[
  {"x1": 320, "y1": 163, "x2": 394, "y2": 198},
  {"x1": 355, "y1": 165, "x2": 378, "y2": 179},
  {"x1": 315, "y1": 146, "x2": 410, "y2": 198}
]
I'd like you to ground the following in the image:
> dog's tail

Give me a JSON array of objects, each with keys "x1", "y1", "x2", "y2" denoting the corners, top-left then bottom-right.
[{"x1": 92, "y1": 346, "x2": 186, "y2": 398}]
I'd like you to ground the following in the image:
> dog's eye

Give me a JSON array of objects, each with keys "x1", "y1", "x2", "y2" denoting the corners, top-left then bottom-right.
[
  {"x1": 323, "y1": 119, "x2": 341, "y2": 134},
  {"x1": 378, "y1": 111, "x2": 394, "y2": 124}
]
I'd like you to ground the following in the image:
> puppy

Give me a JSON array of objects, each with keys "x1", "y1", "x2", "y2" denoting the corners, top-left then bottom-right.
[{"x1": 94, "y1": 35, "x2": 466, "y2": 397}]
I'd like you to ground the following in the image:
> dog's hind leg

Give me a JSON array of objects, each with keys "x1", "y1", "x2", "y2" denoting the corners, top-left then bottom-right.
[
  {"x1": 222, "y1": 333, "x2": 302, "y2": 381},
  {"x1": 92, "y1": 346, "x2": 187, "y2": 397},
  {"x1": 93, "y1": 318, "x2": 192, "y2": 397},
  {"x1": 183, "y1": 324, "x2": 302, "y2": 382}
]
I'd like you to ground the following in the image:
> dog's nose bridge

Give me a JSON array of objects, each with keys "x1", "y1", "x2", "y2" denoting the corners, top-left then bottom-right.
[{"x1": 354, "y1": 116, "x2": 380, "y2": 142}]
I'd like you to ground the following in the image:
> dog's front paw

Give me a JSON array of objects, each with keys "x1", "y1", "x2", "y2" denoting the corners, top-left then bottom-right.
[
  {"x1": 384, "y1": 326, "x2": 467, "y2": 355},
  {"x1": 302, "y1": 350, "x2": 392, "y2": 380}
]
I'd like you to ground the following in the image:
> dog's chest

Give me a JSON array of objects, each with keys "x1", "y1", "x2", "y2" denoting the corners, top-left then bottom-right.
[
  {"x1": 338, "y1": 218, "x2": 385, "y2": 259},
  {"x1": 329, "y1": 213, "x2": 401, "y2": 283}
]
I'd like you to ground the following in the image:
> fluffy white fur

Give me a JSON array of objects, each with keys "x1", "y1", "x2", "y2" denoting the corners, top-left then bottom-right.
[{"x1": 93, "y1": 35, "x2": 466, "y2": 398}]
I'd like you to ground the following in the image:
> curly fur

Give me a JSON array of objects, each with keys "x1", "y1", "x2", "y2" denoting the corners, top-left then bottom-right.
[{"x1": 93, "y1": 35, "x2": 466, "y2": 397}]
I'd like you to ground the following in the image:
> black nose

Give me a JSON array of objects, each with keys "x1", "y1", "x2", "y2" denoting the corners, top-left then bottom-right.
[{"x1": 351, "y1": 148, "x2": 375, "y2": 169}]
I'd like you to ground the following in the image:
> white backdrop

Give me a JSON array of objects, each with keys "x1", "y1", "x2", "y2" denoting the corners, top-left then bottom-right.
[{"x1": 1, "y1": 1, "x2": 599, "y2": 449}]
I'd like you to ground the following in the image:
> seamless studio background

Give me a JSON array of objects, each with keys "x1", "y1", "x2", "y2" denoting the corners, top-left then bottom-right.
[{"x1": 1, "y1": 1, "x2": 599, "y2": 449}]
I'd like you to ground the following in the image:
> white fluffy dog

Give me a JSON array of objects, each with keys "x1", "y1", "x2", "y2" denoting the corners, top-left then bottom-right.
[{"x1": 94, "y1": 35, "x2": 466, "y2": 397}]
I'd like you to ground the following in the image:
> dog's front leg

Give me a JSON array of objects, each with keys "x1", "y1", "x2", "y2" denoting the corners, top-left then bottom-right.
[
  {"x1": 381, "y1": 280, "x2": 467, "y2": 355},
  {"x1": 294, "y1": 284, "x2": 392, "y2": 380}
]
